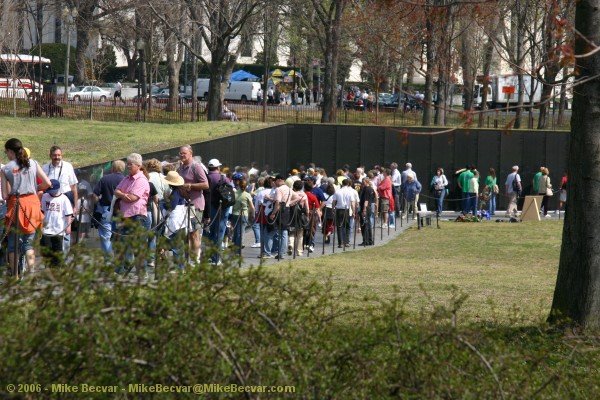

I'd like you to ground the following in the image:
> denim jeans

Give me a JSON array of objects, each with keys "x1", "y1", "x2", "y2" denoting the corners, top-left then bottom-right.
[
  {"x1": 488, "y1": 193, "x2": 497, "y2": 215},
  {"x1": 267, "y1": 226, "x2": 288, "y2": 258},
  {"x1": 467, "y1": 193, "x2": 478, "y2": 215},
  {"x1": 145, "y1": 210, "x2": 156, "y2": 264},
  {"x1": 251, "y1": 221, "x2": 261, "y2": 244},
  {"x1": 97, "y1": 205, "x2": 115, "y2": 260},
  {"x1": 116, "y1": 214, "x2": 148, "y2": 275},
  {"x1": 230, "y1": 214, "x2": 248, "y2": 255},
  {"x1": 208, "y1": 206, "x2": 229, "y2": 262},
  {"x1": 434, "y1": 189, "x2": 445, "y2": 215}
]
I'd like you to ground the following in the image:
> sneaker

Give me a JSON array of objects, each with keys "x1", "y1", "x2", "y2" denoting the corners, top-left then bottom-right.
[
  {"x1": 275, "y1": 255, "x2": 285, "y2": 260},
  {"x1": 259, "y1": 254, "x2": 273, "y2": 259},
  {"x1": 545, "y1": 214, "x2": 552, "y2": 218},
  {"x1": 287, "y1": 245, "x2": 293, "y2": 255},
  {"x1": 251, "y1": 243, "x2": 261, "y2": 248},
  {"x1": 389, "y1": 224, "x2": 395, "y2": 228},
  {"x1": 308, "y1": 245, "x2": 314, "y2": 253},
  {"x1": 381, "y1": 224, "x2": 388, "y2": 228}
]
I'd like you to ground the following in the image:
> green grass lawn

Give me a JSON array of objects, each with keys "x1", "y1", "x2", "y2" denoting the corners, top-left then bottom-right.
[
  {"x1": 0, "y1": 117, "x2": 274, "y2": 166},
  {"x1": 270, "y1": 220, "x2": 563, "y2": 326}
]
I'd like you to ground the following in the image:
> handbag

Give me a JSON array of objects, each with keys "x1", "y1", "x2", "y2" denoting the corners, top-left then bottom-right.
[
  {"x1": 545, "y1": 177, "x2": 553, "y2": 197},
  {"x1": 493, "y1": 184, "x2": 499, "y2": 194}
]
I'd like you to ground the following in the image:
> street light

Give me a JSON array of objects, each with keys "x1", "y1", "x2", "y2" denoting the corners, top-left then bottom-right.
[
  {"x1": 136, "y1": 38, "x2": 146, "y2": 122},
  {"x1": 62, "y1": 6, "x2": 77, "y2": 102}
]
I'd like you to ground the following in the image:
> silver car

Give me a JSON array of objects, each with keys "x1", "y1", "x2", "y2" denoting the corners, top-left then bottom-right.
[{"x1": 68, "y1": 86, "x2": 111, "y2": 102}]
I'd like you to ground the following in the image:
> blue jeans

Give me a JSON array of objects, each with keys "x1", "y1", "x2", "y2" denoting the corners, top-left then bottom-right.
[
  {"x1": 267, "y1": 226, "x2": 288, "y2": 258},
  {"x1": 209, "y1": 206, "x2": 229, "y2": 262},
  {"x1": 231, "y1": 214, "x2": 248, "y2": 255},
  {"x1": 435, "y1": 189, "x2": 445, "y2": 215},
  {"x1": 488, "y1": 193, "x2": 497, "y2": 215},
  {"x1": 97, "y1": 205, "x2": 115, "y2": 259},
  {"x1": 261, "y1": 225, "x2": 272, "y2": 256},
  {"x1": 145, "y1": 210, "x2": 156, "y2": 264},
  {"x1": 251, "y1": 221, "x2": 261, "y2": 244},
  {"x1": 467, "y1": 193, "x2": 478, "y2": 215},
  {"x1": 116, "y1": 214, "x2": 148, "y2": 274}
]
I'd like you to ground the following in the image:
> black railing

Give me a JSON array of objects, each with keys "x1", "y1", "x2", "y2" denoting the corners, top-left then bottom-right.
[{"x1": 0, "y1": 95, "x2": 571, "y2": 129}]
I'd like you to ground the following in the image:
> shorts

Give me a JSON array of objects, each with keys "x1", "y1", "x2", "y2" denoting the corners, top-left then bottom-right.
[
  {"x1": 190, "y1": 207, "x2": 204, "y2": 233},
  {"x1": 7, "y1": 231, "x2": 36, "y2": 253},
  {"x1": 559, "y1": 189, "x2": 567, "y2": 203},
  {"x1": 379, "y1": 198, "x2": 390, "y2": 213}
]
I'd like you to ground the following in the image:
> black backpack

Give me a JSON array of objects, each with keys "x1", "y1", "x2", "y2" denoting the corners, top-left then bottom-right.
[
  {"x1": 512, "y1": 174, "x2": 521, "y2": 193},
  {"x1": 214, "y1": 177, "x2": 236, "y2": 208}
]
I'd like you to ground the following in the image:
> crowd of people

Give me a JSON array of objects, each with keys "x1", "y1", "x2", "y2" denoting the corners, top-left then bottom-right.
[{"x1": 0, "y1": 137, "x2": 568, "y2": 278}]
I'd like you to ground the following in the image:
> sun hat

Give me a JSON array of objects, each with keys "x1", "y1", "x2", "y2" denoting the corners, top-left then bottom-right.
[{"x1": 162, "y1": 171, "x2": 185, "y2": 187}]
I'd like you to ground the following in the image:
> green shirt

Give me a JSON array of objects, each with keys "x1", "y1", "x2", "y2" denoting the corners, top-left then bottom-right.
[
  {"x1": 485, "y1": 175, "x2": 496, "y2": 188},
  {"x1": 533, "y1": 172, "x2": 542, "y2": 193},
  {"x1": 459, "y1": 170, "x2": 474, "y2": 193},
  {"x1": 232, "y1": 190, "x2": 253, "y2": 217}
]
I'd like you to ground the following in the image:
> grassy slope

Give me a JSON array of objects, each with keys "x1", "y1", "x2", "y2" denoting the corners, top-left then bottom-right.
[
  {"x1": 271, "y1": 221, "x2": 562, "y2": 325},
  {"x1": 0, "y1": 118, "x2": 274, "y2": 167}
]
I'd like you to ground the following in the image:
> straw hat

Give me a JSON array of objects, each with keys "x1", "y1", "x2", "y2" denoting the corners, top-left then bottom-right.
[{"x1": 162, "y1": 171, "x2": 185, "y2": 186}]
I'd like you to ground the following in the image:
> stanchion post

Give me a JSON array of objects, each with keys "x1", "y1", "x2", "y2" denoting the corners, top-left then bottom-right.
[
  {"x1": 331, "y1": 207, "x2": 337, "y2": 254},
  {"x1": 74, "y1": 204, "x2": 83, "y2": 245}
]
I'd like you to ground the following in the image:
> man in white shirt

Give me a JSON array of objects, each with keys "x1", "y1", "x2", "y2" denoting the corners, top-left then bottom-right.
[
  {"x1": 505, "y1": 165, "x2": 521, "y2": 217},
  {"x1": 332, "y1": 179, "x2": 356, "y2": 248},
  {"x1": 390, "y1": 162, "x2": 402, "y2": 216},
  {"x1": 43, "y1": 146, "x2": 78, "y2": 253}
]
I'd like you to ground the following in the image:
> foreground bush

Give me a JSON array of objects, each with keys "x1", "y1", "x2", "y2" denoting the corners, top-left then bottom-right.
[{"x1": 0, "y1": 248, "x2": 598, "y2": 399}]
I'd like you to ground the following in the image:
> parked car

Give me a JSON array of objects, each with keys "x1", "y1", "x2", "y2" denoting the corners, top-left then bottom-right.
[
  {"x1": 68, "y1": 86, "x2": 111, "y2": 102},
  {"x1": 380, "y1": 93, "x2": 400, "y2": 108},
  {"x1": 151, "y1": 89, "x2": 190, "y2": 104}
]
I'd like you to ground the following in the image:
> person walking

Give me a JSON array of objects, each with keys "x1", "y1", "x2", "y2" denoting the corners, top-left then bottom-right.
[
  {"x1": 537, "y1": 167, "x2": 553, "y2": 217},
  {"x1": 1, "y1": 138, "x2": 51, "y2": 276},
  {"x1": 432, "y1": 167, "x2": 448, "y2": 216},
  {"x1": 505, "y1": 166, "x2": 521, "y2": 218}
]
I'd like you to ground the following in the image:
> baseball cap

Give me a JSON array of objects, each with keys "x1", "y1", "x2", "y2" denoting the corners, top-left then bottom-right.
[
  {"x1": 207, "y1": 159, "x2": 222, "y2": 167},
  {"x1": 47, "y1": 179, "x2": 61, "y2": 195},
  {"x1": 232, "y1": 172, "x2": 244, "y2": 180}
]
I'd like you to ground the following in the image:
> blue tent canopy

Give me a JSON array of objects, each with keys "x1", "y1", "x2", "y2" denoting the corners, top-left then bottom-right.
[{"x1": 230, "y1": 70, "x2": 259, "y2": 82}]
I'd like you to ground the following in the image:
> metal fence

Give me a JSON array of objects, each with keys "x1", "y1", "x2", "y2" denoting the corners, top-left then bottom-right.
[{"x1": 0, "y1": 94, "x2": 571, "y2": 130}]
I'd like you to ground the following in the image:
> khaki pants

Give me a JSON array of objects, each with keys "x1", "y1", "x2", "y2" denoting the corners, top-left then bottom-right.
[{"x1": 506, "y1": 192, "x2": 518, "y2": 216}]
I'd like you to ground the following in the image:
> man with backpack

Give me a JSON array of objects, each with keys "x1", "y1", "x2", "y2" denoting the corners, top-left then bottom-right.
[
  {"x1": 177, "y1": 145, "x2": 209, "y2": 264},
  {"x1": 505, "y1": 165, "x2": 522, "y2": 218},
  {"x1": 206, "y1": 159, "x2": 234, "y2": 264}
]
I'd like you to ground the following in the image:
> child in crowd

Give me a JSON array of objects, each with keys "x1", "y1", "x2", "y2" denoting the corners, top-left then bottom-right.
[{"x1": 40, "y1": 179, "x2": 73, "y2": 268}]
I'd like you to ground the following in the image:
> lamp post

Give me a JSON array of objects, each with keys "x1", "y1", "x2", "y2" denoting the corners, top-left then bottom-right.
[
  {"x1": 62, "y1": 6, "x2": 77, "y2": 102},
  {"x1": 135, "y1": 38, "x2": 146, "y2": 122}
]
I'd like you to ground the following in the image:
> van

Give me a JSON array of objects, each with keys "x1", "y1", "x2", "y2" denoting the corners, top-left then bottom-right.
[
  {"x1": 225, "y1": 81, "x2": 261, "y2": 102},
  {"x1": 196, "y1": 79, "x2": 210, "y2": 100}
]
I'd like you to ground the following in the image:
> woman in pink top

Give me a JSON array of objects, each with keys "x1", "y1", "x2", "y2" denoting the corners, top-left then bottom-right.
[{"x1": 114, "y1": 153, "x2": 150, "y2": 275}]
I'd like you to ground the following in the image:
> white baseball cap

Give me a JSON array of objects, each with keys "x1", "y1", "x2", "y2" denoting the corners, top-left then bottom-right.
[{"x1": 208, "y1": 159, "x2": 222, "y2": 167}]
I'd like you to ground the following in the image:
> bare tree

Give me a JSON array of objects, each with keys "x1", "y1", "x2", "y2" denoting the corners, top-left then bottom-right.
[
  {"x1": 310, "y1": 0, "x2": 348, "y2": 123},
  {"x1": 148, "y1": 0, "x2": 264, "y2": 120}
]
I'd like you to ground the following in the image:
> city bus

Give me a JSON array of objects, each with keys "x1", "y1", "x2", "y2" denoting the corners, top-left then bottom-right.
[{"x1": 0, "y1": 54, "x2": 54, "y2": 99}]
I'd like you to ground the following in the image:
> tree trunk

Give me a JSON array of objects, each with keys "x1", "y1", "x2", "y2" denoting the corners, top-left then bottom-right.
[
  {"x1": 549, "y1": 0, "x2": 600, "y2": 328},
  {"x1": 207, "y1": 69, "x2": 222, "y2": 121}
]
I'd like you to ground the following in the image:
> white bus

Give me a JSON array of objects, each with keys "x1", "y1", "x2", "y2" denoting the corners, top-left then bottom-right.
[{"x1": 0, "y1": 54, "x2": 54, "y2": 99}]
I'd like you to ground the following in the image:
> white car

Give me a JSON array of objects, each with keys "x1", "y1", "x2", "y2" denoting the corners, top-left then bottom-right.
[{"x1": 68, "y1": 86, "x2": 111, "y2": 102}]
